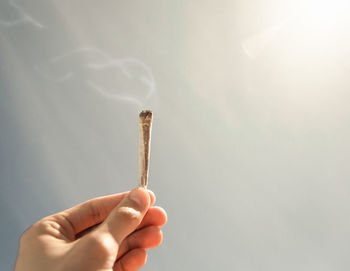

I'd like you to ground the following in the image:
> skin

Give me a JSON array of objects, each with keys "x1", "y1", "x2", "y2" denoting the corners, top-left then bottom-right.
[{"x1": 15, "y1": 188, "x2": 167, "y2": 271}]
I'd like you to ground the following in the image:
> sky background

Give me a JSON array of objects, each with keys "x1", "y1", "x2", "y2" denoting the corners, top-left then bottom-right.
[{"x1": 1, "y1": 0, "x2": 350, "y2": 270}]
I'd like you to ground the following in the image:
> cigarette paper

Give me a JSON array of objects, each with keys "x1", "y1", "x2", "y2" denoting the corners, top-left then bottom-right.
[{"x1": 138, "y1": 110, "x2": 153, "y2": 188}]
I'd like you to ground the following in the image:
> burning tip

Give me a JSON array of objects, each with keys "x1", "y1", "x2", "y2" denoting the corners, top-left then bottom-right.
[{"x1": 139, "y1": 110, "x2": 153, "y2": 120}]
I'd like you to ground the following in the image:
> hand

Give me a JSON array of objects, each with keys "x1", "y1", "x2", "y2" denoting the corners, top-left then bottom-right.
[{"x1": 15, "y1": 188, "x2": 167, "y2": 271}]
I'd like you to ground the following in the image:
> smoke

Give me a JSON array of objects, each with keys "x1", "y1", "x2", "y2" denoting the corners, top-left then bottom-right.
[
  {"x1": 35, "y1": 47, "x2": 156, "y2": 108},
  {"x1": 0, "y1": 0, "x2": 43, "y2": 28}
]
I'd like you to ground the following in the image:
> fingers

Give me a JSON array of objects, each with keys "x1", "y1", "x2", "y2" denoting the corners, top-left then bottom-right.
[
  {"x1": 136, "y1": 206, "x2": 167, "y2": 230},
  {"x1": 76, "y1": 202, "x2": 164, "y2": 239},
  {"x1": 114, "y1": 248, "x2": 147, "y2": 271},
  {"x1": 117, "y1": 226, "x2": 163, "y2": 260},
  {"x1": 109, "y1": 205, "x2": 167, "y2": 260},
  {"x1": 56, "y1": 189, "x2": 155, "y2": 237},
  {"x1": 98, "y1": 188, "x2": 151, "y2": 245},
  {"x1": 147, "y1": 190, "x2": 156, "y2": 205}
]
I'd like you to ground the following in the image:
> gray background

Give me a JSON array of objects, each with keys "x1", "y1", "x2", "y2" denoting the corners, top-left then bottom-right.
[{"x1": 1, "y1": 0, "x2": 350, "y2": 270}]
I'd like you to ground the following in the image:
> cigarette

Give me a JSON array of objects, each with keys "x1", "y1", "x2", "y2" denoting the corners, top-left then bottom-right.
[{"x1": 138, "y1": 110, "x2": 153, "y2": 188}]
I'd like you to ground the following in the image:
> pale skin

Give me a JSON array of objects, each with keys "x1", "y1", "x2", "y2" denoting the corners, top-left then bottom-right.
[{"x1": 15, "y1": 188, "x2": 167, "y2": 271}]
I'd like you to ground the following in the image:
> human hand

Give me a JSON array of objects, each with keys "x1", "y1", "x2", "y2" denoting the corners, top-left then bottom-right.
[{"x1": 15, "y1": 188, "x2": 167, "y2": 271}]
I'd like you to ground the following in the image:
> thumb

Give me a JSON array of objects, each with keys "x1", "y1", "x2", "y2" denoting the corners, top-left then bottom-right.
[{"x1": 99, "y1": 188, "x2": 151, "y2": 245}]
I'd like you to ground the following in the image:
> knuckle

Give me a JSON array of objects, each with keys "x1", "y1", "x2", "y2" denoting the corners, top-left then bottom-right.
[
  {"x1": 19, "y1": 219, "x2": 47, "y2": 243},
  {"x1": 33, "y1": 219, "x2": 52, "y2": 233},
  {"x1": 86, "y1": 234, "x2": 117, "y2": 257},
  {"x1": 117, "y1": 207, "x2": 141, "y2": 222},
  {"x1": 19, "y1": 225, "x2": 33, "y2": 244},
  {"x1": 18, "y1": 219, "x2": 51, "y2": 247}
]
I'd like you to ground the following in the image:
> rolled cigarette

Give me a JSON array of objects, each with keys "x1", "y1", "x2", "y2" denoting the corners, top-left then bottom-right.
[{"x1": 138, "y1": 110, "x2": 153, "y2": 188}]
